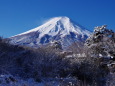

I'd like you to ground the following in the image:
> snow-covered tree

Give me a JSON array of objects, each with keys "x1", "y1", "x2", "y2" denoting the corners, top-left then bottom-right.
[
  {"x1": 50, "y1": 41, "x2": 62, "y2": 50},
  {"x1": 85, "y1": 25, "x2": 115, "y2": 60}
]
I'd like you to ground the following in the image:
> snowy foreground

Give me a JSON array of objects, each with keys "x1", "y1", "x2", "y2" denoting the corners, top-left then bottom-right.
[{"x1": 0, "y1": 75, "x2": 78, "y2": 86}]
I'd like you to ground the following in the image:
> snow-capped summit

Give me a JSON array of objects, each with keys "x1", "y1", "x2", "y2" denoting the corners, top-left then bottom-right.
[{"x1": 10, "y1": 16, "x2": 91, "y2": 48}]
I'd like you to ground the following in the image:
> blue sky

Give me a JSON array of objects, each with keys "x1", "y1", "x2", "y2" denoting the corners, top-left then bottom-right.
[{"x1": 0, "y1": 0, "x2": 115, "y2": 37}]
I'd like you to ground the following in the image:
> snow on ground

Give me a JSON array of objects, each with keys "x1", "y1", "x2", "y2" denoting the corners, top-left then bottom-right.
[{"x1": 0, "y1": 75, "x2": 78, "y2": 86}]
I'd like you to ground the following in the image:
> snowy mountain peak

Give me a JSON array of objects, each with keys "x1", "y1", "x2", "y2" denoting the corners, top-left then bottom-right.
[
  {"x1": 13, "y1": 16, "x2": 71, "y2": 36},
  {"x1": 47, "y1": 16, "x2": 70, "y2": 23},
  {"x1": 13, "y1": 16, "x2": 90, "y2": 37},
  {"x1": 10, "y1": 16, "x2": 91, "y2": 48}
]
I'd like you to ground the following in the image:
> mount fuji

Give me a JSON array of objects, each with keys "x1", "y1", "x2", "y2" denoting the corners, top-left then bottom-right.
[{"x1": 9, "y1": 17, "x2": 91, "y2": 48}]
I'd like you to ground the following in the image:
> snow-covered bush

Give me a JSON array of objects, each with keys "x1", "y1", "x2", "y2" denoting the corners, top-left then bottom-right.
[{"x1": 25, "y1": 47, "x2": 71, "y2": 79}]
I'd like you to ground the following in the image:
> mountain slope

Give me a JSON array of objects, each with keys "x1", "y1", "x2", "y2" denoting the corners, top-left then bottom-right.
[{"x1": 9, "y1": 16, "x2": 91, "y2": 48}]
